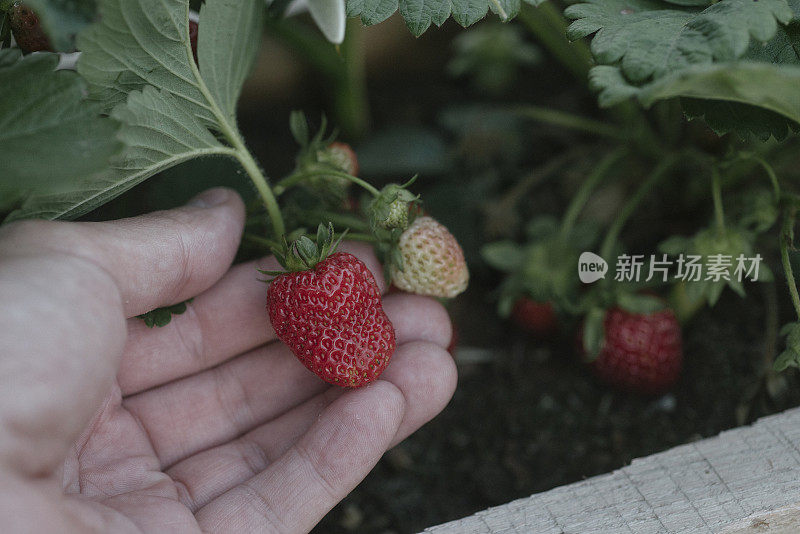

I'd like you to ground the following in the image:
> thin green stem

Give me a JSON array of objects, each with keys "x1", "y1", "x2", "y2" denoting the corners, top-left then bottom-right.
[
  {"x1": 496, "y1": 147, "x2": 583, "y2": 209},
  {"x1": 275, "y1": 170, "x2": 380, "y2": 197},
  {"x1": 232, "y1": 143, "x2": 285, "y2": 237},
  {"x1": 517, "y1": 2, "x2": 592, "y2": 82},
  {"x1": 560, "y1": 148, "x2": 627, "y2": 237},
  {"x1": 711, "y1": 166, "x2": 725, "y2": 234},
  {"x1": 343, "y1": 232, "x2": 377, "y2": 243},
  {"x1": 747, "y1": 155, "x2": 781, "y2": 202},
  {"x1": 600, "y1": 155, "x2": 680, "y2": 261},
  {"x1": 515, "y1": 105, "x2": 625, "y2": 141},
  {"x1": 184, "y1": 9, "x2": 285, "y2": 237},
  {"x1": 295, "y1": 210, "x2": 369, "y2": 233},
  {"x1": 334, "y1": 19, "x2": 369, "y2": 139},
  {"x1": 243, "y1": 233, "x2": 280, "y2": 250},
  {"x1": 781, "y1": 207, "x2": 800, "y2": 322}
]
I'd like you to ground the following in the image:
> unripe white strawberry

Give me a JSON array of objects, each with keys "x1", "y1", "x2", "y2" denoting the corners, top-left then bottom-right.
[{"x1": 391, "y1": 216, "x2": 469, "y2": 298}]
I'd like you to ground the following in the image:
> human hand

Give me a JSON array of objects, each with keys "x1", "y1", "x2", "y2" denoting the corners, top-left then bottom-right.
[{"x1": 0, "y1": 188, "x2": 456, "y2": 533}]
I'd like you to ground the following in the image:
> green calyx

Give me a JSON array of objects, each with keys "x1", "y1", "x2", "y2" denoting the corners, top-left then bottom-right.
[
  {"x1": 290, "y1": 110, "x2": 336, "y2": 152},
  {"x1": 286, "y1": 111, "x2": 355, "y2": 203},
  {"x1": 259, "y1": 223, "x2": 346, "y2": 276},
  {"x1": 369, "y1": 177, "x2": 420, "y2": 231}
]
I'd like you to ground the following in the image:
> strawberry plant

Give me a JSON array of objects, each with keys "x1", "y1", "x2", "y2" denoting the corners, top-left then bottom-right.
[
  {"x1": 5, "y1": 0, "x2": 800, "y2": 530},
  {"x1": 0, "y1": 0, "x2": 471, "y2": 390}
]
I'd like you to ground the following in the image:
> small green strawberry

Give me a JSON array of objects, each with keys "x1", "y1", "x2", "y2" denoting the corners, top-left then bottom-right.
[{"x1": 369, "y1": 181, "x2": 419, "y2": 231}]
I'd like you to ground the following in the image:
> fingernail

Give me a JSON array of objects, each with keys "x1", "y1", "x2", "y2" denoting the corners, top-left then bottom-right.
[{"x1": 187, "y1": 188, "x2": 231, "y2": 208}]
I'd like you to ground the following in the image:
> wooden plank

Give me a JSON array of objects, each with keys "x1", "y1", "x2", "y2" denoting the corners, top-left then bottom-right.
[{"x1": 423, "y1": 407, "x2": 800, "y2": 533}]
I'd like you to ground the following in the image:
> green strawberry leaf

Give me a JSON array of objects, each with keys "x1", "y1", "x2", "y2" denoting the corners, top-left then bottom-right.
[
  {"x1": 7, "y1": 87, "x2": 233, "y2": 221},
  {"x1": 197, "y1": 0, "x2": 265, "y2": 126},
  {"x1": 568, "y1": 0, "x2": 800, "y2": 140},
  {"x1": 0, "y1": 50, "x2": 120, "y2": 201},
  {"x1": 663, "y1": 0, "x2": 711, "y2": 5},
  {"x1": 24, "y1": 0, "x2": 97, "y2": 52},
  {"x1": 482, "y1": 241, "x2": 526, "y2": 272},
  {"x1": 77, "y1": 0, "x2": 211, "y2": 121},
  {"x1": 566, "y1": 0, "x2": 793, "y2": 83},
  {"x1": 138, "y1": 298, "x2": 193, "y2": 328},
  {"x1": 657, "y1": 227, "x2": 765, "y2": 307},
  {"x1": 8, "y1": 0, "x2": 264, "y2": 221},
  {"x1": 590, "y1": 62, "x2": 800, "y2": 140},
  {"x1": 346, "y1": 0, "x2": 545, "y2": 37},
  {"x1": 78, "y1": 0, "x2": 261, "y2": 122}
]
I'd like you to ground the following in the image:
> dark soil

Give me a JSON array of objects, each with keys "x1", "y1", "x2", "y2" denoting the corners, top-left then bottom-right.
[{"x1": 312, "y1": 276, "x2": 800, "y2": 534}]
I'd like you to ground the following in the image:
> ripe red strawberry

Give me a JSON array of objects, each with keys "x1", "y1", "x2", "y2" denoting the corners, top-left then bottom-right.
[
  {"x1": 390, "y1": 216, "x2": 469, "y2": 298},
  {"x1": 511, "y1": 297, "x2": 558, "y2": 337},
  {"x1": 189, "y1": 20, "x2": 199, "y2": 65},
  {"x1": 8, "y1": 3, "x2": 52, "y2": 54},
  {"x1": 266, "y1": 234, "x2": 395, "y2": 387},
  {"x1": 587, "y1": 307, "x2": 682, "y2": 395}
]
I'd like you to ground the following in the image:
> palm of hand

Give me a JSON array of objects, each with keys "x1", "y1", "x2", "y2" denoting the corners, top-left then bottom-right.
[{"x1": 0, "y1": 192, "x2": 455, "y2": 534}]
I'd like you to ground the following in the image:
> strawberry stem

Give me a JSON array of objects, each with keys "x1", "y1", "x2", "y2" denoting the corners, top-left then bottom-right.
[
  {"x1": 780, "y1": 207, "x2": 800, "y2": 322},
  {"x1": 233, "y1": 144, "x2": 286, "y2": 238},
  {"x1": 182, "y1": 9, "x2": 285, "y2": 238},
  {"x1": 517, "y1": 2, "x2": 592, "y2": 82},
  {"x1": 344, "y1": 232, "x2": 377, "y2": 243},
  {"x1": 274, "y1": 170, "x2": 380, "y2": 197},
  {"x1": 744, "y1": 154, "x2": 781, "y2": 202},
  {"x1": 560, "y1": 147, "x2": 627, "y2": 238},
  {"x1": 599, "y1": 154, "x2": 680, "y2": 263},
  {"x1": 243, "y1": 233, "x2": 281, "y2": 251},
  {"x1": 516, "y1": 105, "x2": 625, "y2": 141},
  {"x1": 711, "y1": 165, "x2": 726, "y2": 234}
]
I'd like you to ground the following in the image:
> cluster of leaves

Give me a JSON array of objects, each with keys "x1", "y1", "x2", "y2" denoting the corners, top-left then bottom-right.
[
  {"x1": 3, "y1": 0, "x2": 265, "y2": 222},
  {"x1": 347, "y1": 0, "x2": 544, "y2": 36},
  {"x1": 0, "y1": 48, "x2": 119, "y2": 210},
  {"x1": 565, "y1": 0, "x2": 800, "y2": 140},
  {"x1": 482, "y1": 216, "x2": 596, "y2": 316},
  {"x1": 137, "y1": 299, "x2": 193, "y2": 328}
]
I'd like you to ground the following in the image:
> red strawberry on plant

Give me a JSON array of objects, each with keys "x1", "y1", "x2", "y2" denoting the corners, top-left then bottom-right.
[
  {"x1": 264, "y1": 225, "x2": 396, "y2": 388},
  {"x1": 390, "y1": 216, "x2": 469, "y2": 298},
  {"x1": 189, "y1": 19, "x2": 199, "y2": 64},
  {"x1": 8, "y1": 2, "x2": 52, "y2": 54},
  {"x1": 583, "y1": 306, "x2": 682, "y2": 395},
  {"x1": 326, "y1": 141, "x2": 359, "y2": 176},
  {"x1": 511, "y1": 297, "x2": 558, "y2": 337}
]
